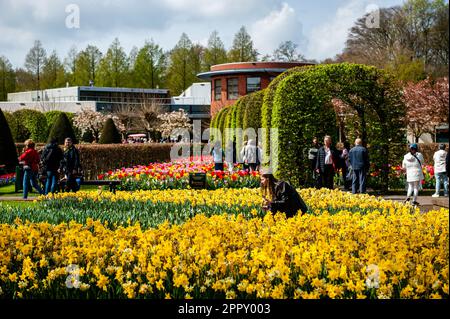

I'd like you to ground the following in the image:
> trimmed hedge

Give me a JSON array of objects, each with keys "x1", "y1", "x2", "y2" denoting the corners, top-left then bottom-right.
[
  {"x1": 224, "y1": 104, "x2": 237, "y2": 146},
  {"x1": 272, "y1": 63, "x2": 406, "y2": 189},
  {"x1": 13, "y1": 109, "x2": 48, "y2": 143},
  {"x1": 242, "y1": 89, "x2": 265, "y2": 145},
  {"x1": 48, "y1": 113, "x2": 78, "y2": 144},
  {"x1": 218, "y1": 107, "x2": 230, "y2": 145},
  {"x1": 261, "y1": 66, "x2": 311, "y2": 160},
  {"x1": 272, "y1": 69, "x2": 338, "y2": 186},
  {"x1": 77, "y1": 144, "x2": 173, "y2": 179},
  {"x1": 99, "y1": 118, "x2": 121, "y2": 144},
  {"x1": 0, "y1": 108, "x2": 18, "y2": 172}
]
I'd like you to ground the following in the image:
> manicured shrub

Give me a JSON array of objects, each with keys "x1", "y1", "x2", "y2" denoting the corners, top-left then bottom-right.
[
  {"x1": 99, "y1": 118, "x2": 122, "y2": 144},
  {"x1": 272, "y1": 69, "x2": 338, "y2": 187},
  {"x1": 0, "y1": 108, "x2": 18, "y2": 172},
  {"x1": 76, "y1": 144, "x2": 173, "y2": 179},
  {"x1": 12, "y1": 109, "x2": 48, "y2": 143},
  {"x1": 261, "y1": 66, "x2": 311, "y2": 160},
  {"x1": 242, "y1": 89, "x2": 265, "y2": 145},
  {"x1": 47, "y1": 112, "x2": 77, "y2": 144},
  {"x1": 271, "y1": 63, "x2": 405, "y2": 190}
]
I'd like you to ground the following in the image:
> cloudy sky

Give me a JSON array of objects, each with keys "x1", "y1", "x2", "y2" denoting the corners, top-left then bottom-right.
[{"x1": 1, "y1": 0, "x2": 406, "y2": 68}]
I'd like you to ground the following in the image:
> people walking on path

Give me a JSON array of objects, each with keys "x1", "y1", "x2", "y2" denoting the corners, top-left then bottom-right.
[
  {"x1": 315, "y1": 135, "x2": 339, "y2": 190},
  {"x1": 243, "y1": 139, "x2": 259, "y2": 172},
  {"x1": 308, "y1": 137, "x2": 321, "y2": 188},
  {"x1": 432, "y1": 143, "x2": 448, "y2": 197},
  {"x1": 58, "y1": 137, "x2": 82, "y2": 192},
  {"x1": 348, "y1": 138, "x2": 370, "y2": 194},
  {"x1": 41, "y1": 138, "x2": 64, "y2": 194},
  {"x1": 18, "y1": 139, "x2": 44, "y2": 199},
  {"x1": 402, "y1": 143, "x2": 424, "y2": 205},
  {"x1": 211, "y1": 141, "x2": 224, "y2": 171},
  {"x1": 260, "y1": 169, "x2": 308, "y2": 217}
]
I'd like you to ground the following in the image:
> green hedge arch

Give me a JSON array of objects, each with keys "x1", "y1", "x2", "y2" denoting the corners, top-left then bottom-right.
[
  {"x1": 242, "y1": 89, "x2": 265, "y2": 145},
  {"x1": 271, "y1": 63, "x2": 405, "y2": 190},
  {"x1": 261, "y1": 66, "x2": 313, "y2": 160}
]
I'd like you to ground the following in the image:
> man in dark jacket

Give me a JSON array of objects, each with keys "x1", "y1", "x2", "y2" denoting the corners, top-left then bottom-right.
[
  {"x1": 261, "y1": 172, "x2": 308, "y2": 218},
  {"x1": 41, "y1": 138, "x2": 64, "y2": 194},
  {"x1": 348, "y1": 138, "x2": 370, "y2": 194},
  {"x1": 58, "y1": 137, "x2": 82, "y2": 192},
  {"x1": 315, "y1": 135, "x2": 339, "y2": 189}
]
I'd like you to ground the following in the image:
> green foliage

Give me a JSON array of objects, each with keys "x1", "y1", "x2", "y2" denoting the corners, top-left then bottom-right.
[
  {"x1": 212, "y1": 108, "x2": 226, "y2": 142},
  {"x1": 133, "y1": 40, "x2": 166, "y2": 88},
  {"x1": 271, "y1": 63, "x2": 406, "y2": 190},
  {"x1": 11, "y1": 109, "x2": 48, "y2": 143},
  {"x1": 166, "y1": 33, "x2": 200, "y2": 95},
  {"x1": 0, "y1": 108, "x2": 18, "y2": 172},
  {"x1": 386, "y1": 55, "x2": 427, "y2": 82},
  {"x1": 272, "y1": 68, "x2": 338, "y2": 187},
  {"x1": 47, "y1": 113, "x2": 77, "y2": 145},
  {"x1": 3, "y1": 111, "x2": 25, "y2": 142},
  {"x1": 218, "y1": 107, "x2": 230, "y2": 146},
  {"x1": 223, "y1": 104, "x2": 236, "y2": 146},
  {"x1": 99, "y1": 118, "x2": 122, "y2": 144},
  {"x1": 261, "y1": 66, "x2": 312, "y2": 160},
  {"x1": 96, "y1": 38, "x2": 129, "y2": 87},
  {"x1": 242, "y1": 89, "x2": 265, "y2": 144}
]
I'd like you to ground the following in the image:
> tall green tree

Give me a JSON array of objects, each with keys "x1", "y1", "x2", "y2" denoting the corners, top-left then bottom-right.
[
  {"x1": 42, "y1": 50, "x2": 66, "y2": 89},
  {"x1": 0, "y1": 56, "x2": 15, "y2": 101},
  {"x1": 0, "y1": 108, "x2": 18, "y2": 172},
  {"x1": 273, "y1": 41, "x2": 305, "y2": 62},
  {"x1": 24, "y1": 40, "x2": 47, "y2": 90},
  {"x1": 166, "y1": 33, "x2": 198, "y2": 95},
  {"x1": 203, "y1": 31, "x2": 227, "y2": 70},
  {"x1": 133, "y1": 40, "x2": 167, "y2": 88},
  {"x1": 74, "y1": 45, "x2": 103, "y2": 86},
  {"x1": 97, "y1": 38, "x2": 129, "y2": 87},
  {"x1": 64, "y1": 45, "x2": 78, "y2": 86},
  {"x1": 227, "y1": 26, "x2": 259, "y2": 62}
]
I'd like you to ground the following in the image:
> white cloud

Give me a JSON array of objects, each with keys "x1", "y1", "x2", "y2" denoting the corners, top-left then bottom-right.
[
  {"x1": 249, "y1": 3, "x2": 307, "y2": 57},
  {"x1": 306, "y1": 0, "x2": 372, "y2": 61},
  {"x1": 163, "y1": 0, "x2": 262, "y2": 18}
]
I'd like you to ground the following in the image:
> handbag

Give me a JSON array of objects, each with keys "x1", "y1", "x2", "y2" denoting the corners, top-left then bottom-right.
[{"x1": 346, "y1": 165, "x2": 353, "y2": 181}]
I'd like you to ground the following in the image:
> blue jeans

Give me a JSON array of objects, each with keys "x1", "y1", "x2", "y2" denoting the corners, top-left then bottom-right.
[
  {"x1": 352, "y1": 169, "x2": 367, "y2": 194},
  {"x1": 23, "y1": 169, "x2": 44, "y2": 199},
  {"x1": 435, "y1": 172, "x2": 449, "y2": 195},
  {"x1": 45, "y1": 170, "x2": 58, "y2": 194}
]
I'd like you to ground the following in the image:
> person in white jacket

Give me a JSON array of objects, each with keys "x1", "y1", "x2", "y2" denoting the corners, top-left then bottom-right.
[
  {"x1": 432, "y1": 144, "x2": 448, "y2": 197},
  {"x1": 402, "y1": 143, "x2": 424, "y2": 205}
]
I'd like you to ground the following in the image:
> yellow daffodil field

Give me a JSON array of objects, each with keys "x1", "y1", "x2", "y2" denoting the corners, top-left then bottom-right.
[{"x1": 0, "y1": 188, "x2": 448, "y2": 299}]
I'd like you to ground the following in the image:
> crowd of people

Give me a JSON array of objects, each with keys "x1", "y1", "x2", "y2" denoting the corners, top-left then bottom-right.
[{"x1": 18, "y1": 137, "x2": 82, "y2": 199}]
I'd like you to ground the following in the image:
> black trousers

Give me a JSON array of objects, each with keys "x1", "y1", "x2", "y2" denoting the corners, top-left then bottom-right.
[{"x1": 319, "y1": 164, "x2": 334, "y2": 190}]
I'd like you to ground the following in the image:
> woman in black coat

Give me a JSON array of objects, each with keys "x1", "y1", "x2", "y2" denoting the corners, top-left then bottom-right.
[{"x1": 261, "y1": 172, "x2": 308, "y2": 217}]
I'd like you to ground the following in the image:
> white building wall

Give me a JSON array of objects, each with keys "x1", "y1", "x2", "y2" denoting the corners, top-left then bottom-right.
[
  {"x1": 172, "y1": 82, "x2": 211, "y2": 105},
  {"x1": 7, "y1": 87, "x2": 79, "y2": 102}
]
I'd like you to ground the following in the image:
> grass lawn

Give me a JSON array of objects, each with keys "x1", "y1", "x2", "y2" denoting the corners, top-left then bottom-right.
[{"x1": 0, "y1": 183, "x2": 103, "y2": 198}]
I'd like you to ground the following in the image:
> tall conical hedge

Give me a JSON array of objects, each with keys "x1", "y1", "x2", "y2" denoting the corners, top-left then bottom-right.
[
  {"x1": 47, "y1": 112, "x2": 77, "y2": 145},
  {"x1": 0, "y1": 108, "x2": 19, "y2": 172},
  {"x1": 99, "y1": 118, "x2": 121, "y2": 144}
]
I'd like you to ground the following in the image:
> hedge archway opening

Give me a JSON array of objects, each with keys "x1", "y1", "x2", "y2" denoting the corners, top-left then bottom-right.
[{"x1": 271, "y1": 63, "x2": 405, "y2": 190}]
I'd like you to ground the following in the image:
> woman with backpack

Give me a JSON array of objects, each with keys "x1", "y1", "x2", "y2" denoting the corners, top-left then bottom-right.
[
  {"x1": 402, "y1": 143, "x2": 425, "y2": 206},
  {"x1": 41, "y1": 138, "x2": 64, "y2": 194},
  {"x1": 18, "y1": 139, "x2": 44, "y2": 199}
]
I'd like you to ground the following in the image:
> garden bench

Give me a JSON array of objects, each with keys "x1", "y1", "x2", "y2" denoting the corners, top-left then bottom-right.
[{"x1": 59, "y1": 179, "x2": 121, "y2": 193}]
